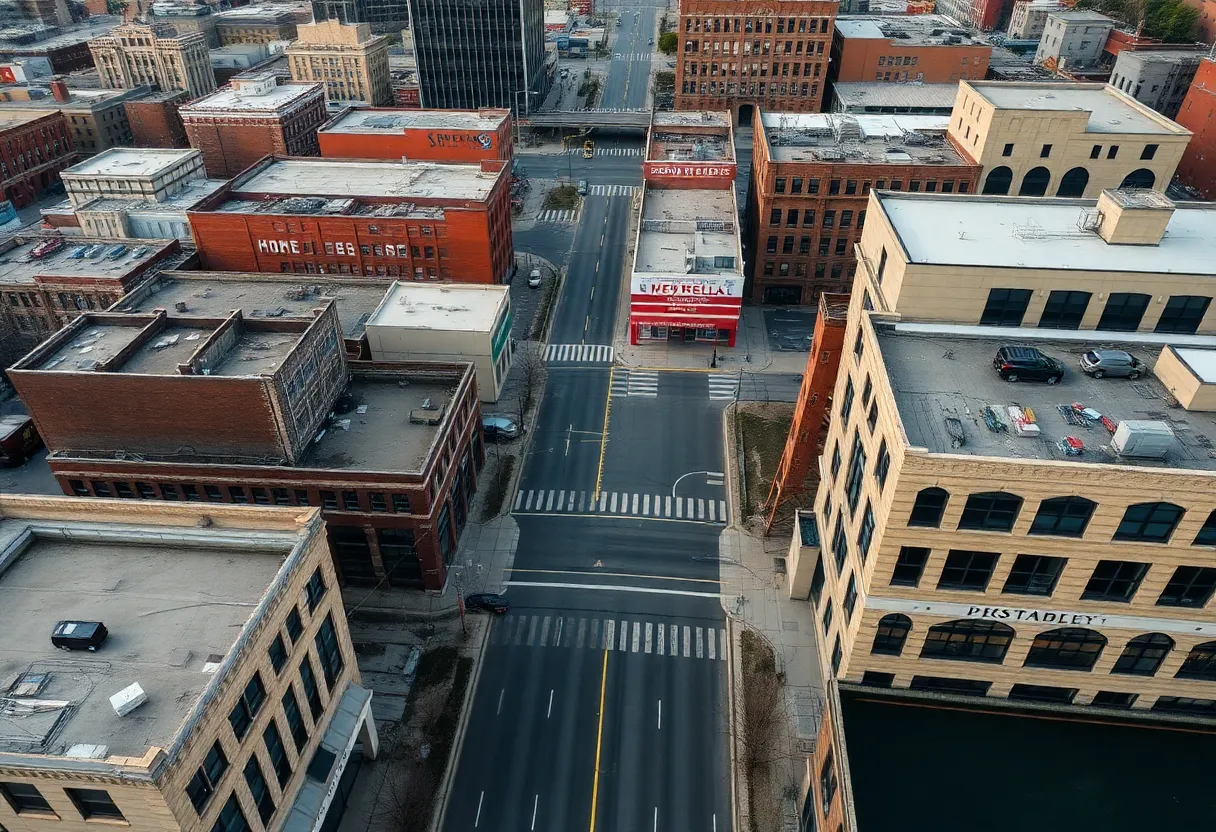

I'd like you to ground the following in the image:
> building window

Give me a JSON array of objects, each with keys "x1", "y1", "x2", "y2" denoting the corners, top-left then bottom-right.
[
  {"x1": 920, "y1": 620, "x2": 1014, "y2": 663},
  {"x1": 392, "y1": 493, "x2": 412, "y2": 513},
  {"x1": 839, "y1": 376, "x2": 855, "y2": 423},
  {"x1": 305, "y1": 567, "x2": 326, "y2": 613},
  {"x1": 979, "y1": 288, "x2": 1032, "y2": 327},
  {"x1": 1024, "y1": 628, "x2": 1106, "y2": 670},
  {"x1": 243, "y1": 757, "x2": 276, "y2": 825},
  {"x1": 890, "y1": 547, "x2": 929, "y2": 587},
  {"x1": 958, "y1": 491, "x2": 1022, "y2": 532},
  {"x1": 874, "y1": 439, "x2": 890, "y2": 490},
  {"x1": 843, "y1": 573, "x2": 858, "y2": 620},
  {"x1": 204, "y1": 485, "x2": 223, "y2": 502},
  {"x1": 1083, "y1": 560, "x2": 1149, "y2": 602},
  {"x1": 909, "y1": 676, "x2": 992, "y2": 695},
  {"x1": 1111, "y1": 632, "x2": 1174, "y2": 676},
  {"x1": 1090, "y1": 144, "x2": 1101, "y2": 159},
  {"x1": 819, "y1": 750, "x2": 838, "y2": 816},
  {"x1": 1001, "y1": 143, "x2": 1014, "y2": 156},
  {"x1": 285, "y1": 606, "x2": 303, "y2": 643},
  {"x1": 0, "y1": 783, "x2": 54, "y2": 816},
  {"x1": 1113, "y1": 502, "x2": 1184, "y2": 543},
  {"x1": 830, "y1": 441, "x2": 841, "y2": 479},
  {"x1": 1008, "y1": 684, "x2": 1076, "y2": 704},
  {"x1": 853, "y1": 329, "x2": 864, "y2": 361},
  {"x1": 861, "y1": 671, "x2": 895, "y2": 687},
  {"x1": 843, "y1": 433, "x2": 867, "y2": 514},
  {"x1": 186, "y1": 741, "x2": 228, "y2": 814},
  {"x1": 775, "y1": 177, "x2": 786, "y2": 193},
  {"x1": 369, "y1": 492, "x2": 388, "y2": 512},
  {"x1": 320, "y1": 490, "x2": 339, "y2": 509},
  {"x1": 1039, "y1": 290, "x2": 1091, "y2": 329},
  {"x1": 299, "y1": 657, "x2": 324, "y2": 720},
  {"x1": 937, "y1": 550, "x2": 999, "y2": 591},
  {"x1": 91, "y1": 481, "x2": 112, "y2": 498},
  {"x1": 1029, "y1": 496, "x2": 1096, "y2": 537},
  {"x1": 281, "y1": 686, "x2": 309, "y2": 751},
  {"x1": 66, "y1": 789, "x2": 124, "y2": 821},
  {"x1": 228, "y1": 673, "x2": 267, "y2": 741},
  {"x1": 210, "y1": 794, "x2": 249, "y2": 832},
  {"x1": 872, "y1": 613, "x2": 911, "y2": 656},
  {"x1": 1155, "y1": 295, "x2": 1211, "y2": 334},
  {"x1": 857, "y1": 502, "x2": 875, "y2": 561},
  {"x1": 908, "y1": 487, "x2": 948, "y2": 528},
  {"x1": 1176, "y1": 642, "x2": 1216, "y2": 681},
  {"x1": 831, "y1": 513, "x2": 847, "y2": 571},
  {"x1": 1158, "y1": 566, "x2": 1216, "y2": 608},
  {"x1": 268, "y1": 635, "x2": 288, "y2": 674},
  {"x1": 261, "y1": 719, "x2": 293, "y2": 788},
  {"x1": 296, "y1": 489, "x2": 311, "y2": 506},
  {"x1": 1141, "y1": 143, "x2": 1158, "y2": 160},
  {"x1": 821, "y1": 598, "x2": 833, "y2": 634},
  {"x1": 251, "y1": 487, "x2": 270, "y2": 505},
  {"x1": 1153, "y1": 697, "x2": 1216, "y2": 716},
  {"x1": 1039, "y1": 144, "x2": 1052, "y2": 158},
  {"x1": 831, "y1": 635, "x2": 842, "y2": 676},
  {"x1": 1092, "y1": 691, "x2": 1138, "y2": 709},
  {"x1": 315, "y1": 612, "x2": 345, "y2": 688},
  {"x1": 1108, "y1": 145, "x2": 1119, "y2": 160},
  {"x1": 183, "y1": 484, "x2": 202, "y2": 501},
  {"x1": 1002, "y1": 554, "x2": 1066, "y2": 596}
]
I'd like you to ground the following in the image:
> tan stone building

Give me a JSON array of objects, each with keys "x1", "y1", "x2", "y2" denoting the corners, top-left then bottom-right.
[
  {"x1": 89, "y1": 23, "x2": 217, "y2": 102},
  {"x1": 948, "y1": 80, "x2": 1192, "y2": 197},
  {"x1": 286, "y1": 20, "x2": 392, "y2": 107},
  {"x1": 791, "y1": 188, "x2": 1216, "y2": 719},
  {"x1": 0, "y1": 494, "x2": 377, "y2": 832}
]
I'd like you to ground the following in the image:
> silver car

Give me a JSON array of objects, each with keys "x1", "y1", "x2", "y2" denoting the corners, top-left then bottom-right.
[{"x1": 1079, "y1": 349, "x2": 1146, "y2": 379}]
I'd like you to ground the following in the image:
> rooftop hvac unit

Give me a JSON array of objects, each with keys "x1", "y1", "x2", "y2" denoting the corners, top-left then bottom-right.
[
  {"x1": 1112, "y1": 420, "x2": 1174, "y2": 459},
  {"x1": 109, "y1": 682, "x2": 147, "y2": 717}
]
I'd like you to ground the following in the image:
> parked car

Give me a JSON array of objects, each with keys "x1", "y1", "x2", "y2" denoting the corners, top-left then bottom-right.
[
  {"x1": 465, "y1": 593, "x2": 510, "y2": 614},
  {"x1": 528, "y1": 268, "x2": 542, "y2": 288},
  {"x1": 1079, "y1": 349, "x2": 1146, "y2": 379},
  {"x1": 648, "y1": 37, "x2": 654, "y2": 44},
  {"x1": 482, "y1": 414, "x2": 520, "y2": 441},
  {"x1": 577, "y1": 179, "x2": 589, "y2": 196},
  {"x1": 992, "y1": 345, "x2": 1065, "y2": 384}
]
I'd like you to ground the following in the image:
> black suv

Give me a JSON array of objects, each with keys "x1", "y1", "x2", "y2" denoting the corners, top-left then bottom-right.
[{"x1": 992, "y1": 346, "x2": 1065, "y2": 384}]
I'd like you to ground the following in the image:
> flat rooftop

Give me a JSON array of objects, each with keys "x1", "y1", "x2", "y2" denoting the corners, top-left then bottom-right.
[
  {"x1": 0, "y1": 528, "x2": 284, "y2": 757},
  {"x1": 968, "y1": 82, "x2": 1186, "y2": 134},
  {"x1": 320, "y1": 107, "x2": 507, "y2": 134},
  {"x1": 183, "y1": 81, "x2": 320, "y2": 114},
  {"x1": 1049, "y1": 9, "x2": 1115, "y2": 22},
  {"x1": 36, "y1": 320, "x2": 300, "y2": 376},
  {"x1": 0, "y1": 17, "x2": 120, "y2": 49},
  {"x1": 835, "y1": 14, "x2": 987, "y2": 46},
  {"x1": 366, "y1": 282, "x2": 506, "y2": 332},
  {"x1": 1118, "y1": 49, "x2": 1207, "y2": 65},
  {"x1": 762, "y1": 113, "x2": 965, "y2": 164},
  {"x1": 118, "y1": 275, "x2": 391, "y2": 340},
  {"x1": 651, "y1": 111, "x2": 731, "y2": 128},
  {"x1": 880, "y1": 329, "x2": 1216, "y2": 470},
  {"x1": 636, "y1": 187, "x2": 739, "y2": 275},
  {"x1": 227, "y1": 159, "x2": 498, "y2": 203},
  {"x1": 878, "y1": 192, "x2": 1216, "y2": 275},
  {"x1": 0, "y1": 239, "x2": 168, "y2": 286},
  {"x1": 833, "y1": 82, "x2": 958, "y2": 111},
  {"x1": 0, "y1": 110, "x2": 45, "y2": 129},
  {"x1": 303, "y1": 378, "x2": 453, "y2": 472},
  {"x1": 63, "y1": 147, "x2": 199, "y2": 179}
]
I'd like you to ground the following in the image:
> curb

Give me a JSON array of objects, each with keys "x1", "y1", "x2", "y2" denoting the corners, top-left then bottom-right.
[
  {"x1": 724, "y1": 614, "x2": 741, "y2": 832},
  {"x1": 430, "y1": 617, "x2": 492, "y2": 832}
]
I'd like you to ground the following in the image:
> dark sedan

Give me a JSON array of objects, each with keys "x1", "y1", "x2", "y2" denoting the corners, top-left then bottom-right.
[{"x1": 464, "y1": 593, "x2": 510, "y2": 614}]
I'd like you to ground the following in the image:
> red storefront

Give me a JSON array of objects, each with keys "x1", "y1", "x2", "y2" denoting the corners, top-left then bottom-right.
[{"x1": 630, "y1": 274, "x2": 744, "y2": 346}]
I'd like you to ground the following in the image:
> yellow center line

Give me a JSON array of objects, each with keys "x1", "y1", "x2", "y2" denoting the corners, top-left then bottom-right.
[
  {"x1": 594, "y1": 365, "x2": 613, "y2": 500},
  {"x1": 588, "y1": 648, "x2": 609, "y2": 832}
]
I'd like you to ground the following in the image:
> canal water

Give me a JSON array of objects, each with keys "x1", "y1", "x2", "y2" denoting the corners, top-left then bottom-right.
[{"x1": 841, "y1": 691, "x2": 1216, "y2": 831}]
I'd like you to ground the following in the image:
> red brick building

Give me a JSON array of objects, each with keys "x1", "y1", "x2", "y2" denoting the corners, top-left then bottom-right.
[
  {"x1": 318, "y1": 107, "x2": 513, "y2": 162},
  {"x1": 1175, "y1": 58, "x2": 1216, "y2": 200},
  {"x1": 675, "y1": 0, "x2": 838, "y2": 124},
  {"x1": 9, "y1": 302, "x2": 484, "y2": 592},
  {"x1": 124, "y1": 90, "x2": 189, "y2": 149},
  {"x1": 747, "y1": 111, "x2": 979, "y2": 305},
  {"x1": 0, "y1": 111, "x2": 76, "y2": 209},
  {"x1": 181, "y1": 74, "x2": 328, "y2": 179},
  {"x1": 187, "y1": 156, "x2": 514, "y2": 284},
  {"x1": 830, "y1": 15, "x2": 990, "y2": 86}
]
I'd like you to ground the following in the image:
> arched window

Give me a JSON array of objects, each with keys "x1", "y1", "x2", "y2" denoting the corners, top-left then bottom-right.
[
  {"x1": 1029, "y1": 496, "x2": 1096, "y2": 537},
  {"x1": 1018, "y1": 166, "x2": 1051, "y2": 196},
  {"x1": 1056, "y1": 166, "x2": 1090, "y2": 197},
  {"x1": 1176, "y1": 641, "x2": 1216, "y2": 681},
  {"x1": 871, "y1": 614, "x2": 911, "y2": 656},
  {"x1": 1114, "y1": 502, "x2": 1185, "y2": 543},
  {"x1": 981, "y1": 166, "x2": 1013, "y2": 195},
  {"x1": 920, "y1": 619, "x2": 1014, "y2": 663},
  {"x1": 1112, "y1": 633, "x2": 1174, "y2": 676},
  {"x1": 1120, "y1": 168, "x2": 1156, "y2": 189},
  {"x1": 1024, "y1": 627, "x2": 1106, "y2": 670},
  {"x1": 958, "y1": 491, "x2": 1023, "y2": 532},
  {"x1": 908, "y1": 487, "x2": 949, "y2": 528}
]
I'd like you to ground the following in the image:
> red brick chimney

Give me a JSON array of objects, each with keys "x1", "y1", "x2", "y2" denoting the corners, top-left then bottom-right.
[{"x1": 49, "y1": 77, "x2": 69, "y2": 103}]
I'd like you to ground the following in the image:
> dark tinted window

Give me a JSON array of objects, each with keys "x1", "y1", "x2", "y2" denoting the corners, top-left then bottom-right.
[
  {"x1": 1023, "y1": 628, "x2": 1106, "y2": 670},
  {"x1": 263, "y1": 720, "x2": 292, "y2": 787},
  {"x1": 268, "y1": 635, "x2": 288, "y2": 674},
  {"x1": 1176, "y1": 642, "x2": 1216, "y2": 681},
  {"x1": 1029, "y1": 496, "x2": 1095, "y2": 537},
  {"x1": 243, "y1": 757, "x2": 276, "y2": 825},
  {"x1": 920, "y1": 620, "x2": 1013, "y2": 663},
  {"x1": 186, "y1": 742, "x2": 228, "y2": 814},
  {"x1": 210, "y1": 795, "x2": 249, "y2": 832},
  {"x1": 1112, "y1": 633, "x2": 1173, "y2": 676},
  {"x1": 1002, "y1": 554, "x2": 1066, "y2": 596},
  {"x1": 937, "y1": 550, "x2": 999, "y2": 591},
  {"x1": 1097, "y1": 293, "x2": 1150, "y2": 332},
  {"x1": 1158, "y1": 566, "x2": 1216, "y2": 608},
  {"x1": 1082, "y1": 560, "x2": 1149, "y2": 602},
  {"x1": 66, "y1": 788, "x2": 124, "y2": 821},
  {"x1": 1194, "y1": 510, "x2": 1216, "y2": 546},
  {"x1": 1156, "y1": 295, "x2": 1211, "y2": 334},
  {"x1": 908, "y1": 487, "x2": 948, "y2": 527},
  {"x1": 979, "y1": 288, "x2": 1032, "y2": 327},
  {"x1": 1114, "y1": 502, "x2": 1184, "y2": 543},
  {"x1": 958, "y1": 491, "x2": 1022, "y2": 531},
  {"x1": 871, "y1": 614, "x2": 911, "y2": 656},
  {"x1": 890, "y1": 547, "x2": 929, "y2": 587},
  {"x1": 0, "y1": 782, "x2": 53, "y2": 815}
]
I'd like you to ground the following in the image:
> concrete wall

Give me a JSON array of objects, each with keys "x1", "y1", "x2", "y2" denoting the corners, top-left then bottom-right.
[{"x1": 1154, "y1": 345, "x2": 1216, "y2": 412}]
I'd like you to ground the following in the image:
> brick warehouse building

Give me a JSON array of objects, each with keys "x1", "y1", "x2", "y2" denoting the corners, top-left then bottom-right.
[
  {"x1": 8, "y1": 302, "x2": 484, "y2": 592},
  {"x1": 124, "y1": 89, "x2": 190, "y2": 149},
  {"x1": 829, "y1": 15, "x2": 991, "y2": 86},
  {"x1": 746, "y1": 111, "x2": 978, "y2": 305},
  {"x1": 0, "y1": 110, "x2": 76, "y2": 208},
  {"x1": 317, "y1": 107, "x2": 513, "y2": 163},
  {"x1": 187, "y1": 156, "x2": 514, "y2": 284},
  {"x1": 182, "y1": 74, "x2": 328, "y2": 178},
  {"x1": 675, "y1": 0, "x2": 838, "y2": 124},
  {"x1": 1175, "y1": 58, "x2": 1216, "y2": 200}
]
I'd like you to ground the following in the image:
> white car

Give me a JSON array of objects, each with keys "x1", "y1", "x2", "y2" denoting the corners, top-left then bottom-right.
[{"x1": 528, "y1": 269, "x2": 542, "y2": 288}]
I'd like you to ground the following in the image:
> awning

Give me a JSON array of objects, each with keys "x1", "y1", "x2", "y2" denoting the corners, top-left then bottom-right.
[{"x1": 283, "y1": 683, "x2": 374, "y2": 832}]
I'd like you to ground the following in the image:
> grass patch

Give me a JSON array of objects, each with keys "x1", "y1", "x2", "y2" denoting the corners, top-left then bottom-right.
[
  {"x1": 735, "y1": 404, "x2": 794, "y2": 520},
  {"x1": 479, "y1": 454, "x2": 516, "y2": 522},
  {"x1": 543, "y1": 184, "x2": 579, "y2": 211}
]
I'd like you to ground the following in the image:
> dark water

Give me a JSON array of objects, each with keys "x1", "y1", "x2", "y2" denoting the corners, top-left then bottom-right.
[{"x1": 840, "y1": 692, "x2": 1216, "y2": 832}]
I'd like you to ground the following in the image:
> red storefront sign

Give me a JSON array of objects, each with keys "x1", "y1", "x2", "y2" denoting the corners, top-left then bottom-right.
[
  {"x1": 643, "y1": 161, "x2": 737, "y2": 189},
  {"x1": 629, "y1": 274, "x2": 743, "y2": 344}
]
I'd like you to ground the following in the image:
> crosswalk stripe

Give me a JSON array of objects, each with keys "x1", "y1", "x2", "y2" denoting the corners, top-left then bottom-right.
[
  {"x1": 540, "y1": 615, "x2": 551, "y2": 647},
  {"x1": 605, "y1": 619, "x2": 615, "y2": 650},
  {"x1": 527, "y1": 616, "x2": 538, "y2": 646},
  {"x1": 698, "y1": 498, "x2": 705, "y2": 520},
  {"x1": 578, "y1": 618, "x2": 587, "y2": 648},
  {"x1": 671, "y1": 625, "x2": 678, "y2": 658},
  {"x1": 708, "y1": 500, "x2": 716, "y2": 522},
  {"x1": 545, "y1": 491, "x2": 554, "y2": 511},
  {"x1": 631, "y1": 493, "x2": 639, "y2": 514},
  {"x1": 720, "y1": 629, "x2": 727, "y2": 661},
  {"x1": 514, "y1": 490, "x2": 523, "y2": 510},
  {"x1": 696, "y1": 627, "x2": 704, "y2": 659},
  {"x1": 514, "y1": 615, "x2": 527, "y2": 645},
  {"x1": 708, "y1": 630, "x2": 716, "y2": 660},
  {"x1": 632, "y1": 621, "x2": 641, "y2": 653},
  {"x1": 513, "y1": 488, "x2": 728, "y2": 525},
  {"x1": 590, "y1": 618, "x2": 599, "y2": 649},
  {"x1": 645, "y1": 622, "x2": 653, "y2": 653},
  {"x1": 619, "y1": 621, "x2": 628, "y2": 652},
  {"x1": 545, "y1": 344, "x2": 614, "y2": 363},
  {"x1": 657, "y1": 621, "x2": 665, "y2": 655},
  {"x1": 683, "y1": 626, "x2": 691, "y2": 658},
  {"x1": 665, "y1": 495, "x2": 672, "y2": 517}
]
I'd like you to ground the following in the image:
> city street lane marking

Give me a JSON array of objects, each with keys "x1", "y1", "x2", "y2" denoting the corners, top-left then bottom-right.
[
  {"x1": 527, "y1": 616, "x2": 538, "y2": 646},
  {"x1": 604, "y1": 619, "x2": 615, "y2": 650},
  {"x1": 588, "y1": 649, "x2": 609, "y2": 832},
  {"x1": 696, "y1": 627, "x2": 704, "y2": 658},
  {"x1": 525, "y1": 491, "x2": 535, "y2": 510},
  {"x1": 547, "y1": 689, "x2": 554, "y2": 719},
  {"x1": 720, "y1": 629, "x2": 727, "y2": 661},
  {"x1": 632, "y1": 494, "x2": 639, "y2": 514},
  {"x1": 657, "y1": 622, "x2": 665, "y2": 655},
  {"x1": 497, "y1": 689, "x2": 504, "y2": 715},
  {"x1": 540, "y1": 615, "x2": 551, "y2": 647},
  {"x1": 532, "y1": 794, "x2": 539, "y2": 830},
  {"x1": 632, "y1": 621, "x2": 641, "y2": 653},
  {"x1": 644, "y1": 622, "x2": 653, "y2": 653},
  {"x1": 657, "y1": 700, "x2": 662, "y2": 730},
  {"x1": 578, "y1": 618, "x2": 587, "y2": 648},
  {"x1": 590, "y1": 618, "x2": 600, "y2": 649},
  {"x1": 619, "y1": 621, "x2": 628, "y2": 651},
  {"x1": 515, "y1": 490, "x2": 523, "y2": 510},
  {"x1": 665, "y1": 495, "x2": 672, "y2": 517},
  {"x1": 545, "y1": 491, "x2": 555, "y2": 511},
  {"x1": 475, "y1": 791, "x2": 484, "y2": 827},
  {"x1": 610, "y1": 492, "x2": 618, "y2": 512},
  {"x1": 708, "y1": 631, "x2": 716, "y2": 660},
  {"x1": 683, "y1": 626, "x2": 691, "y2": 657},
  {"x1": 508, "y1": 581, "x2": 721, "y2": 599},
  {"x1": 643, "y1": 494, "x2": 650, "y2": 515},
  {"x1": 670, "y1": 625, "x2": 678, "y2": 658}
]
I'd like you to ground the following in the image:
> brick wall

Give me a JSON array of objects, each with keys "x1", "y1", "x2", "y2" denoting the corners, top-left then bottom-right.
[
  {"x1": 832, "y1": 36, "x2": 990, "y2": 84},
  {"x1": 0, "y1": 111, "x2": 76, "y2": 209},
  {"x1": 125, "y1": 94, "x2": 189, "y2": 149},
  {"x1": 1175, "y1": 59, "x2": 1216, "y2": 200},
  {"x1": 317, "y1": 116, "x2": 513, "y2": 163}
]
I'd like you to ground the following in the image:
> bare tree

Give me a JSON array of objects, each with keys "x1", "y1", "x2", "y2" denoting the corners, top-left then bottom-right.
[
  {"x1": 382, "y1": 756, "x2": 437, "y2": 832},
  {"x1": 513, "y1": 341, "x2": 548, "y2": 429}
]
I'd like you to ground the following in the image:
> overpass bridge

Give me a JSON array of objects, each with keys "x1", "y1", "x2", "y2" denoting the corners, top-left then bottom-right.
[{"x1": 521, "y1": 108, "x2": 651, "y2": 129}]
